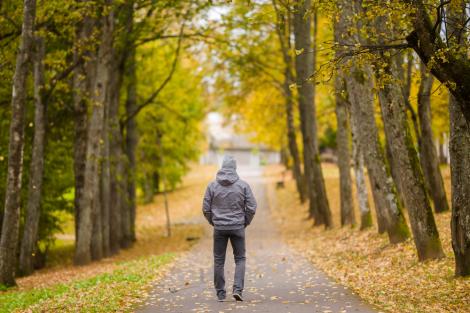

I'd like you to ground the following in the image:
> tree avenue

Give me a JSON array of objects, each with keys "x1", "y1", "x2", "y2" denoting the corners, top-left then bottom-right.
[{"x1": 0, "y1": 0, "x2": 469, "y2": 291}]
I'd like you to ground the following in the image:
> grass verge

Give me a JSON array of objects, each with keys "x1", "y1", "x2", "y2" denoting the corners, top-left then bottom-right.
[{"x1": 1, "y1": 253, "x2": 174, "y2": 313}]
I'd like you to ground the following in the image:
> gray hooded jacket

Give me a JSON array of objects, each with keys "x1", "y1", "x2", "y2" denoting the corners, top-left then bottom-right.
[{"x1": 202, "y1": 156, "x2": 257, "y2": 230}]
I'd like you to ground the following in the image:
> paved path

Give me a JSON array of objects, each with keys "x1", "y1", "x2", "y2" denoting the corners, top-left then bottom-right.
[{"x1": 138, "y1": 167, "x2": 377, "y2": 313}]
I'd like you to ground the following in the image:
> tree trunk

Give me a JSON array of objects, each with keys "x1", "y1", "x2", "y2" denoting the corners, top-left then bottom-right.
[
  {"x1": 351, "y1": 130, "x2": 372, "y2": 230},
  {"x1": 447, "y1": 2, "x2": 470, "y2": 276},
  {"x1": 19, "y1": 36, "x2": 46, "y2": 276},
  {"x1": 273, "y1": 3, "x2": 306, "y2": 203},
  {"x1": 153, "y1": 171, "x2": 160, "y2": 194},
  {"x1": 449, "y1": 95, "x2": 470, "y2": 276},
  {"x1": 143, "y1": 171, "x2": 154, "y2": 204},
  {"x1": 283, "y1": 69, "x2": 306, "y2": 203},
  {"x1": 99, "y1": 7, "x2": 118, "y2": 259},
  {"x1": 75, "y1": 5, "x2": 113, "y2": 264},
  {"x1": 384, "y1": 132, "x2": 404, "y2": 208},
  {"x1": 91, "y1": 162, "x2": 103, "y2": 261},
  {"x1": 376, "y1": 52, "x2": 444, "y2": 260},
  {"x1": 91, "y1": 6, "x2": 114, "y2": 261},
  {"x1": 292, "y1": 1, "x2": 332, "y2": 227},
  {"x1": 0, "y1": 0, "x2": 36, "y2": 287},
  {"x1": 334, "y1": 73, "x2": 355, "y2": 227},
  {"x1": 73, "y1": 10, "x2": 94, "y2": 262},
  {"x1": 347, "y1": 64, "x2": 410, "y2": 244},
  {"x1": 100, "y1": 86, "x2": 111, "y2": 258},
  {"x1": 337, "y1": 0, "x2": 409, "y2": 243},
  {"x1": 398, "y1": 51, "x2": 421, "y2": 144},
  {"x1": 417, "y1": 63, "x2": 449, "y2": 213},
  {"x1": 124, "y1": 42, "x2": 137, "y2": 246},
  {"x1": 108, "y1": 60, "x2": 124, "y2": 255},
  {"x1": 120, "y1": 157, "x2": 132, "y2": 248}
]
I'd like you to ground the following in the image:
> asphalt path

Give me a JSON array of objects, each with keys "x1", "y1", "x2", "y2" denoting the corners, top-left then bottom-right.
[{"x1": 137, "y1": 166, "x2": 377, "y2": 313}]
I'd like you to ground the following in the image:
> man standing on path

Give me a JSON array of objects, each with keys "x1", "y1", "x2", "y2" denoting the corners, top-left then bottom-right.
[{"x1": 202, "y1": 155, "x2": 257, "y2": 302}]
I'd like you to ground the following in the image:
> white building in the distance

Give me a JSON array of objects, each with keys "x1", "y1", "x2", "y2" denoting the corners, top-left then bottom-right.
[{"x1": 200, "y1": 112, "x2": 280, "y2": 167}]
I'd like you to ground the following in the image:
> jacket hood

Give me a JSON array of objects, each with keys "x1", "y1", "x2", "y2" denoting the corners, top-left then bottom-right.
[{"x1": 216, "y1": 155, "x2": 239, "y2": 186}]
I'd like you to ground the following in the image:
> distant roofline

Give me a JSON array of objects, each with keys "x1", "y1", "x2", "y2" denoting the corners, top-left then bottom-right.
[{"x1": 209, "y1": 146, "x2": 279, "y2": 153}]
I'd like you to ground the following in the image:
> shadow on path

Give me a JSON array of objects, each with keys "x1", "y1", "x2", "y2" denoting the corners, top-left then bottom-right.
[{"x1": 137, "y1": 166, "x2": 377, "y2": 313}]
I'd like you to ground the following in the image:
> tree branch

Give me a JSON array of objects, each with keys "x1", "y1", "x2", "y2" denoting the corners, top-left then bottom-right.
[{"x1": 120, "y1": 21, "x2": 185, "y2": 125}]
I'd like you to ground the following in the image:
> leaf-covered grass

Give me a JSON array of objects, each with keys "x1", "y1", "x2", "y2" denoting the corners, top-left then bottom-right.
[
  {"x1": 0, "y1": 165, "x2": 214, "y2": 312},
  {"x1": 1, "y1": 253, "x2": 174, "y2": 313},
  {"x1": 267, "y1": 164, "x2": 470, "y2": 313}
]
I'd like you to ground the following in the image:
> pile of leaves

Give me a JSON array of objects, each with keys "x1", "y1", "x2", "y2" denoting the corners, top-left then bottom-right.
[{"x1": 267, "y1": 164, "x2": 470, "y2": 313}]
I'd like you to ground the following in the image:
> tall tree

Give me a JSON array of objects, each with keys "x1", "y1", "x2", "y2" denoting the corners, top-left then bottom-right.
[
  {"x1": 0, "y1": 0, "x2": 37, "y2": 286},
  {"x1": 19, "y1": 37, "x2": 46, "y2": 276},
  {"x1": 335, "y1": 75, "x2": 355, "y2": 226},
  {"x1": 72, "y1": 1, "x2": 95, "y2": 262},
  {"x1": 417, "y1": 62, "x2": 449, "y2": 213},
  {"x1": 447, "y1": 1, "x2": 470, "y2": 276},
  {"x1": 292, "y1": 0, "x2": 332, "y2": 227},
  {"x1": 123, "y1": 41, "x2": 137, "y2": 247},
  {"x1": 333, "y1": 23, "x2": 354, "y2": 228},
  {"x1": 374, "y1": 13, "x2": 444, "y2": 260},
  {"x1": 75, "y1": 2, "x2": 114, "y2": 264},
  {"x1": 101, "y1": 77, "x2": 111, "y2": 258},
  {"x1": 337, "y1": 0, "x2": 409, "y2": 243},
  {"x1": 108, "y1": 49, "x2": 125, "y2": 255},
  {"x1": 273, "y1": 0, "x2": 306, "y2": 203}
]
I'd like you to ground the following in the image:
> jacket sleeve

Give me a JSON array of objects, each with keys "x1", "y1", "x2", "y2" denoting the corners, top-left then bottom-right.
[
  {"x1": 244, "y1": 184, "x2": 257, "y2": 227},
  {"x1": 202, "y1": 184, "x2": 214, "y2": 226}
]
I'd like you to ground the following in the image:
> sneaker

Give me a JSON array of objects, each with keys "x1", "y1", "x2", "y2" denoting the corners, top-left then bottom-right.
[
  {"x1": 233, "y1": 292, "x2": 243, "y2": 301},
  {"x1": 217, "y1": 294, "x2": 226, "y2": 302}
]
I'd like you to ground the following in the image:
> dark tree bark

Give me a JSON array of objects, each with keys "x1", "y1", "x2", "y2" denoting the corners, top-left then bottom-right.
[
  {"x1": 101, "y1": 123, "x2": 111, "y2": 257},
  {"x1": 292, "y1": 1, "x2": 332, "y2": 227},
  {"x1": 447, "y1": 2, "x2": 470, "y2": 276},
  {"x1": 397, "y1": 51, "x2": 421, "y2": 144},
  {"x1": 101, "y1": 88, "x2": 111, "y2": 258},
  {"x1": 153, "y1": 171, "x2": 160, "y2": 193},
  {"x1": 98, "y1": 5, "x2": 119, "y2": 259},
  {"x1": 346, "y1": 65, "x2": 409, "y2": 243},
  {"x1": 334, "y1": 73, "x2": 355, "y2": 226},
  {"x1": 376, "y1": 52, "x2": 444, "y2": 260},
  {"x1": 19, "y1": 37, "x2": 46, "y2": 276},
  {"x1": 90, "y1": 163, "x2": 103, "y2": 261},
  {"x1": 351, "y1": 125, "x2": 372, "y2": 230},
  {"x1": 339, "y1": 0, "x2": 410, "y2": 243},
  {"x1": 449, "y1": 95, "x2": 470, "y2": 276},
  {"x1": 120, "y1": 155, "x2": 132, "y2": 248},
  {"x1": 334, "y1": 0, "x2": 356, "y2": 226},
  {"x1": 374, "y1": 11, "x2": 444, "y2": 260},
  {"x1": 417, "y1": 62, "x2": 449, "y2": 213},
  {"x1": 108, "y1": 58, "x2": 124, "y2": 255},
  {"x1": 404, "y1": 0, "x2": 470, "y2": 124},
  {"x1": 123, "y1": 41, "x2": 137, "y2": 247},
  {"x1": 283, "y1": 68, "x2": 306, "y2": 203},
  {"x1": 91, "y1": 6, "x2": 114, "y2": 261},
  {"x1": 0, "y1": 0, "x2": 36, "y2": 287},
  {"x1": 143, "y1": 171, "x2": 154, "y2": 204},
  {"x1": 384, "y1": 126, "x2": 405, "y2": 208},
  {"x1": 73, "y1": 9, "x2": 94, "y2": 261},
  {"x1": 75, "y1": 4, "x2": 114, "y2": 264},
  {"x1": 272, "y1": 2, "x2": 306, "y2": 203}
]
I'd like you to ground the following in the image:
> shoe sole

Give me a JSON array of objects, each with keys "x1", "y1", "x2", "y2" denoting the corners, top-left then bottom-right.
[{"x1": 233, "y1": 294, "x2": 243, "y2": 301}]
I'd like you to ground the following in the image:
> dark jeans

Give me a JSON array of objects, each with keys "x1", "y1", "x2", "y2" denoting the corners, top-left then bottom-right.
[{"x1": 213, "y1": 228, "x2": 246, "y2": 297}]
